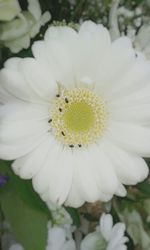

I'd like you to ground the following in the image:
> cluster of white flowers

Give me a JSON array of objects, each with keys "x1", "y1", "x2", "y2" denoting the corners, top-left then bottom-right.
[
  {"x1": 3, "y1": 203, "x2": 75, "y2": 250},
  {"x1": 0, "y1": 0, "x2": 51, "y2": 53},
  {"x1": 46, "y1": 203, "x2": 76, "y2": 250},
  {"x1": 81, "y1": 213, "x2": 128, "y2": 250},
  {"x1": 119, "y1": 209, "x2": 150, "y2": 250},
  {"x1": 109, "y1": 0, "x2": 150, "y2": 60},
  {"x1": 8, "y1": 213, "x2": 128, "y2": 250}
]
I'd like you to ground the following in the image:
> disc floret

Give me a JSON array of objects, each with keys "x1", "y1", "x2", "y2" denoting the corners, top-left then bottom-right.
[{"x1": 49, "y1": 87, "x2": 106, "y2": 147}]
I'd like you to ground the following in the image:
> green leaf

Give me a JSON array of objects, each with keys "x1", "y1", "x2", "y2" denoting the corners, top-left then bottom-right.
[
  {"x1": 136, "y1": 180, "x2": 150, "y2": 196},
  {"x1": 0, "y1": 160, "x2": 51, "y2": 250},
  {"x1": 65, "y1": 207, "x2": 80, "y2": 227}
]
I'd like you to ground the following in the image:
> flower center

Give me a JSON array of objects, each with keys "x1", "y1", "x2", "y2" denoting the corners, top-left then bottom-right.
[
  {"x1": 63, "y1": 102, "x2": 94, "y2": 133},
  {"x1": 49, "y1": 87, "x2": 106, "y2": 147}
]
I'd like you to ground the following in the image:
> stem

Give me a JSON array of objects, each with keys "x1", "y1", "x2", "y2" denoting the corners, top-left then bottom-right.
[
  {"x1": 109, "y1": 0, "x2": 121, "y2": 40},
  {"x1": 74, "y1": 229, "x2": 82, "y2": 250}
]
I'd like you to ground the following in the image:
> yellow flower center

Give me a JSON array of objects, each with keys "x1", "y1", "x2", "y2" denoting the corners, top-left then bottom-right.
[
  {"x1": 49, "y1": 87, "x2": 106, "y2": 147},
  {"x1": 63, "y1": 102, "x2": 94, "y2": 133}
]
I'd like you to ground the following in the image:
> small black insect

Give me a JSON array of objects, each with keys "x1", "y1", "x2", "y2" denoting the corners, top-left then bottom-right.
[
  {"x1": 61, "y1": 131, "x2": 65, "y2": 136},
  {"x1": 69, "y1": 145, "x2": 74, "y2": 148},
  {"x1": 78, "y1": 144, "x2": 82, "y2": 147},
  {"x1": 65, "y1": 98, "x2": 69, "y2": 103},
  {"x1": 59, "y1": 108, "x2": 62, "y2": 112},
  {"x1": 48, "y1": 119, "x2": 52, "y2": 123},
  {"x1": 56, "y1": 94, "x2": 60, "y2": 97}
]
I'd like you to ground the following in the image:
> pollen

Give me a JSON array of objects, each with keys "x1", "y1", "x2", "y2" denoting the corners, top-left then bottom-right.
[{"x1": 49, "y1": 88, "x2": 107, "y2": 147}]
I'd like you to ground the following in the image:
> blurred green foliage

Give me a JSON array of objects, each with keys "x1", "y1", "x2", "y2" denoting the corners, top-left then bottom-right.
[{"x1": 0, "y1": 160, "x2": 51, "y2": 250}]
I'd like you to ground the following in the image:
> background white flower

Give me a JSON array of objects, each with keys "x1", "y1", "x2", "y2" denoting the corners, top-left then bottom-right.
[
  {"x1": 46, "y1": 203, "x2": 76, "y2": 250},
  {"x1": 9, "y1": 244, "x2": 24, "y2": 250},
  {"x1": 81, "y1": 213, "x2": 128, "y2": 250},
  {"x1": 0, "y1": 220, "x2": 23, "y2": 250},
  {"x1": 119, "y1": 209, "x2": 150, "y2": 250},
  {"x1": 46, "y1": 224, "x2": 76, "y2": 250},
  {"x1": 8, "y1": 227, "x2": 76, "y2": 250},
  {"x1": 0, "y1": 0, "x2": 21, "y2": 21},
  {"x1": 0, "y1": 0, "x2": 51, "y2": 53},
  {"x1": 134, "y1": 24, "x2": 150, "y2": 60},
  {"x1": 0, "y1": 21, "x2": 150, "y2": 208},
  {"x1": 3, "y1": 205, "x2": 76, "y2": 250}
]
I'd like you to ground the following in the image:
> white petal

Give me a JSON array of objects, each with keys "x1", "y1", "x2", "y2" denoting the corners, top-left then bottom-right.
[
  {"x1": 0, "y1": 102, "x2": 49, "y2": 159},
  {"x1": 0, "y1": 133, "x2": 49, "y2": 160},
  {"x1": 0, "y1": 58, "x2": 42, "y2": 103},
  {"x1": 0, "y1": 85, "x2": 17, "y2": 104},
  {"x1": 107, "y1": 121, "x2": 150, "y2": 157},
  {"x1": 12, "y1": 135, "x2": 52, "y2": 179},
  {"x1": 112, "y1": 246, "x2": 127, "y2": 250},
  {"x1": 65, "y1": 153, "x2": 86, "y2": 208},
  {"x1": 65, "y1": 180, "x2": 85, "y2": 208},
  {"x1": 28, "y1": 0, "x2": 41, "y2": 20},
  {"x1": 109, "y1": 84, "x2": 150, "y2": 108},
  {"x1": 98, "y1": 193, "x2": 113, "y2": 202},
  {"x1": 33, "y1": 143, "x2": 73, "y2": 205},
  {"x1": 115, "y1": 184, "x2": 127, "y2": 197},
  {"x1": 46, "y1": 226, "x2": 76, "y2": 250},
  {"x1": 111, "y1": 223, "x2": 126, "y2": 238},
  {"x1": 108, "y1": 223, "x2": 127, "y2": 249},
  {"x1": 107, "y1": 56, "x2": 150, "y2": 100},
  {"x1": 32, "y1": 138, "x2": 58, "y2": 194},
  {"x1": 81, "y1": 232, "x2": 104, "y2": 250},
  {"x1": 0, "y1": 103, "x2": 49, "y2": 122},
  {"x1": 111, "y1": 103, "x2": 150, "y2": 123},
  {"x1": 103, "y1": 141, "x2": 149, "y2": 185},
  {"x1": 66, "y1": 145, "x2": 118, "y2": 207},
  {"x1": 95, "y1": 37, "x2": 136, "y2": 97},
  {"x1": 32, "y1": 40, "x2": 47, "y2": 61},
  {"x1": 110, "y1": 246, "x2": 127, "y2": 250},
  {"x1": 71, "y1": 149, "x2": 101, "y2": 203},
  {"x1": 77, "y1": 21, "x2": 111, "y2": 81},
  {"x1": 100, "y1": 214, "x2": 113, "y2": 241},
  {"x1": 47, "y1": 227, "x2": 66, "y2": 250},
  {"x1": 0, "y1": 119, "x2": 49, "y2": 144},
  {"x1": 33, "y1": 26, "x2": 78, "y2": 87},
  {"x1": 0, "y1": 105, "x2": 49, "y2": 160},
  {"x1": 87, "y1": 144, "x2": 119, "y2": 195},
  {"x1": 47, "y1": 147, "x2": 73, "y2": 204},
  {"x1": 19, "y1": 58, "x2": 56, "y2": 101},
  {"x1": 4, "y1": 57, "x2": 21, "y2": 70},
  {"x1": 62, "y1": 240, "x2": 76, "y2": 250}
]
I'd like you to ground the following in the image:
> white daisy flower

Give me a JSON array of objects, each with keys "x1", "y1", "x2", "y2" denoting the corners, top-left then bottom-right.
[
  {"x1": 81, "y1": 213, "x2": 128, "y2": 250},
  {"x1": 0, "y1": 21, "x2": 149, "y2": 207}
]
